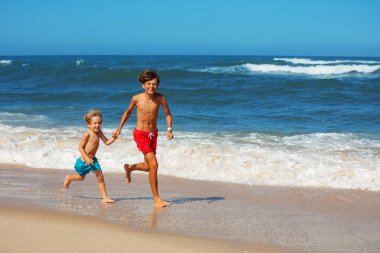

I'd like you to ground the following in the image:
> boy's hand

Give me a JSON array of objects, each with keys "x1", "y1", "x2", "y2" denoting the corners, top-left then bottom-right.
[
  {"x1": 112, "y1": 129, "x2": 120, "y2": 138},
  {"x1": 167, "y1": 130, "x2": 173, "y2": 140},
  {"x1": 85, "y1": 157, "x2": 94, "y2": 165}
]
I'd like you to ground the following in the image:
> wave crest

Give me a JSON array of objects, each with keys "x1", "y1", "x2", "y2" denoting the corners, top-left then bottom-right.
[
  {"x1": 75, "y1": 59, "x2": 84, "y2": 66},
  {"x1": 243, "y1": 63, "x2": 380, "y2": 75},
  {"x1": 273, "y1": 58, "x2": 380, "y2": 65},
  {"x1": 0, "y1": 60, "x2": 12, "y2": 65},
  {"x1": 195, "y1": 63, "x2": 380, "y2": 76}
]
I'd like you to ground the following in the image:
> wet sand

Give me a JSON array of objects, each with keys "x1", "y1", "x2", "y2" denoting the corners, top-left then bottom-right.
[
  {"x1": 1, "y1": 164, "x2": 380, "y2": 253},
  {"x1": 0, "y1": 207, "x2": 285, "y2": 253}
]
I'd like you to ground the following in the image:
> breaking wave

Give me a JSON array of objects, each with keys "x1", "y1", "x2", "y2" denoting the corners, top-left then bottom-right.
[
  {"x1": 273, "y1": 58, "x2": 380, "y2": 65},
  {"x1": 1, "y1": 123, "x2": 379, "y2": 191}
]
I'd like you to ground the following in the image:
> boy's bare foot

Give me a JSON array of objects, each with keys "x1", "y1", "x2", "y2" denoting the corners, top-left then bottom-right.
[
  {"x1": 102, "y1": 198, "x2": 115, "y2": 203},
  {"x1": 64, "y1": 175, "x2": 70, "y2": 189},
  {"x1": 154, "y1": 198, "x2": 170, "y2": 207},
  {"x1": 124, "y1": 164, "x2": 131, "y2": 183}
]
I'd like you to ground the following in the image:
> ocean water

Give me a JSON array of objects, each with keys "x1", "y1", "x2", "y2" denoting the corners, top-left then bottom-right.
[{"x1": 0, "y1": 55, "x2": 379, "y2": 190}]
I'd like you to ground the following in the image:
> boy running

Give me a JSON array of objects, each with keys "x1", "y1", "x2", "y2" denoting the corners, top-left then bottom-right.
[
  {"x1": 64, "y1": 109, "x2": 117, "y2": 203},
  {"x1": 113, "y1": 69, "x2": 173, "y2": 207}
]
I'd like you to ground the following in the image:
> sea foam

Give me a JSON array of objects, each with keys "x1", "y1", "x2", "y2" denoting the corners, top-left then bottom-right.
[
  {"x1": 273, "y1": 58, "x2": 380, "y2": 65},
  {"x1": 1, "y1": 124, "x2": 379, "y2": 191},
  {"x1": 195, "y1": 63, "x2": 380, "y2": 76},
  {"x1": 76, "y1": 59, "x2": 84, "y2": 66},
  {"x1": 0, "y1": 60, "x2": 12, "y2": 65},
  {"x1": 243, "y1": 63, "x2": 380, "y2": 75}
]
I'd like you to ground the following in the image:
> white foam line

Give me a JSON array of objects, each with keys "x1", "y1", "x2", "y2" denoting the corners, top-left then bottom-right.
[
  {"x1": 243, "y1": 63, "x2": 380, "y2": 75},
  {"x1": 0, "y1": 60, "x2": 12, "y2": 65},
  {"x1": 274, "y1": 58, "x2": 380, "y2": 65},
  {"x1": 0, "y1": 125, "x2": 379, "y2": 191}
]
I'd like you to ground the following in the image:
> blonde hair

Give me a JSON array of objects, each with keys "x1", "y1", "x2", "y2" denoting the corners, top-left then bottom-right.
[{"x1": 84, "y1": 109, "x2": 102, "y2": 124}]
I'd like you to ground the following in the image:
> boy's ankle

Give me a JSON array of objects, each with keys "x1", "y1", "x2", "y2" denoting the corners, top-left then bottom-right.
[{"x1": 102, "y1": 197, "x2": 115, "y2": 203}]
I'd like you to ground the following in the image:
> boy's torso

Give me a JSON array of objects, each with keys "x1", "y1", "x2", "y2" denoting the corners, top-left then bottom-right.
[
  {"x1": 135, "y1": 93, "x2": 162, "y2": 132},
  {"x1": 84, "y1": 131, "x2": 100, "y2": 159}
]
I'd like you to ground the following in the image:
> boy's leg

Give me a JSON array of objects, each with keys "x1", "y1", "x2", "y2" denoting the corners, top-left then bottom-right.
[
  {"x1": 94, "y1": 170, "x2": 114, "y2": 203},
  {"x1": 64, "y1": 173, "x2": 85, "y2": 189},
  {"x1": 124, "y1": 158, "x2": 150, "y2": 183},
  {"x1": 144, "y1": 152, "x2": 170, "y2": 207}
]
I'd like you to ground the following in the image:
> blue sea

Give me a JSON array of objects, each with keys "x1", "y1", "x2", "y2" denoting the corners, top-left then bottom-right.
[{"x1": 1, "y1": 56, "x2": 379, "y2": 190}]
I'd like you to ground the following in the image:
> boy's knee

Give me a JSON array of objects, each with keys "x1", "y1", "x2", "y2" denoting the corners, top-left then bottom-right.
[
  {"x1": 145, "y1": 153, "x2": 158, "y2": 171},
  {"x1": 79, "y1": 176, "x2": 85, "y2": 181},
  {"x1": 94, "y1": 171, "x2": 104, "y2": 183},
  {"x1": 150, "y1": 161, "x2": 158, "y2": 171},
  {"x1": 97, "y1": 176, "x2": 104, "y2": 184}
]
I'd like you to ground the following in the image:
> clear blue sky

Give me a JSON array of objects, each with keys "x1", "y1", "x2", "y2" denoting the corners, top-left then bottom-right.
[{"x1": 1, "y1": 0, "x2": 379, "y2": 56}]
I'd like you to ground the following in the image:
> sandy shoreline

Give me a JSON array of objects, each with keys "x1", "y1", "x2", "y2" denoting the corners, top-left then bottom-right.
[
  {"x1": 1, "y1": 207, "x2": 287, "y2": 253},
  {"x1": 1, "y1": 164, "x2": 380, "y2": 253}
]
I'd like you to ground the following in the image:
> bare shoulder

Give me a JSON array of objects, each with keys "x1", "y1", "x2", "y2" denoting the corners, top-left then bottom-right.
[
  {"x1": 134, "y1": 93, "x2": 145, "y2": 101},
  {"x1": 80, "y1": 131, "x2": 91, "y2": 142},
  {"x1": 83, "y1": 131, "x2": 91, "y2": 138},
  {"x1": 154, "y1": 93, "x2": 165, "y2": 102}
]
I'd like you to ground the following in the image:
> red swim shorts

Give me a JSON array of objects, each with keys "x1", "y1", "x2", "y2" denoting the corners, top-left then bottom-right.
[{"x1": 133, "y1": 128, "x2": 158, "y2": 154}]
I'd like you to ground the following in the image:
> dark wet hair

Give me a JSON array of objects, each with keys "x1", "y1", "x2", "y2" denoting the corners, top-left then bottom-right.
[{"x1": 139, "y1": 69, "x2": 160, "y2": 84}]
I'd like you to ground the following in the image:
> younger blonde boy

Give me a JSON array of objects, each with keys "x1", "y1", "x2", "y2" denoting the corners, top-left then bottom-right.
[{"x1": 64, "y1": 109, "x2": 117, "y2": 203}]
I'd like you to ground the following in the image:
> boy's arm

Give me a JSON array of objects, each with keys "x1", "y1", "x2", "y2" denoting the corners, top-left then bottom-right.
[
  {"x1": 113, "y1": 96, "x2": 137, "y2": 138},
  {"x1": 78, "y1": 132, "x2": 93, "y2": 165},
  {"x1": 161, "y1": 95, "x2": 173, "y2": 140},
  {"x1": 99, "y1": 129, "x2": 117, "y2": 145}
]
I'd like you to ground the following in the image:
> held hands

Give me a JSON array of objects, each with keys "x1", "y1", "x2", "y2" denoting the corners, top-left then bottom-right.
[
  {"x1": 112, "y1": 129, "x2": 121, "y2": 138},
  {"x1": 112, "y1": 128, "x2": 173, "y2": 139}
]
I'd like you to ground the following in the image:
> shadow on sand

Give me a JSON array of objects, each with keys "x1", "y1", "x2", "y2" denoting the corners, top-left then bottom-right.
[
  {"x1": 168, "y1": 196, "x2": 225, "y2": 205},
  {"x1": 76, "y1": 195, "x2": 225, "y2": 205}
]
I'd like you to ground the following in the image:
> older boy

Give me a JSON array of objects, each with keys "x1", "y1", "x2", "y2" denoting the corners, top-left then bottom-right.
[{"x1": 113, "y1": 70, "x2": 173, "y2": 207}]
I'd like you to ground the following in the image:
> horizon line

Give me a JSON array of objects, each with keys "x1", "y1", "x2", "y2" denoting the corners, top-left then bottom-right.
[{"x1": 1, "y1": 54, "x2": 380, "y2": 58}]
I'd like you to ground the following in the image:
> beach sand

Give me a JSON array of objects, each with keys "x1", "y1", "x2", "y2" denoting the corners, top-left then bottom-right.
[
  {"x1": 0, "y1": 207, "x2": 283, "y2": 253},
  {"x1": 1, "y1": 164, "x2": 379, "y2": 253}
]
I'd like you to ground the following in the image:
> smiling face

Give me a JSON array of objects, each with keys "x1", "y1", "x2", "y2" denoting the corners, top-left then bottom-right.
[
  {"x1": 87, "y1": 115, "x2": 102, "y2": 133},
  {"x1": 142, "y1": 78, "x2": 159, "y2": 95}
]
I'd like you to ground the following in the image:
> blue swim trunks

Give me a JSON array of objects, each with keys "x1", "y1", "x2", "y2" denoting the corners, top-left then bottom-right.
[{"x1": 74, "y1": 157, "x2": 102, "y2": 176}]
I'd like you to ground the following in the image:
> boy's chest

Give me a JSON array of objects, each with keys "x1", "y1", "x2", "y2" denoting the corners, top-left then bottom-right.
[
  {"x1": 87, "y1": 135, "x2": 100, "y2": 147},
  {"x1": 137, "y1": 100, "x2": 160, "y2": 113}
]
